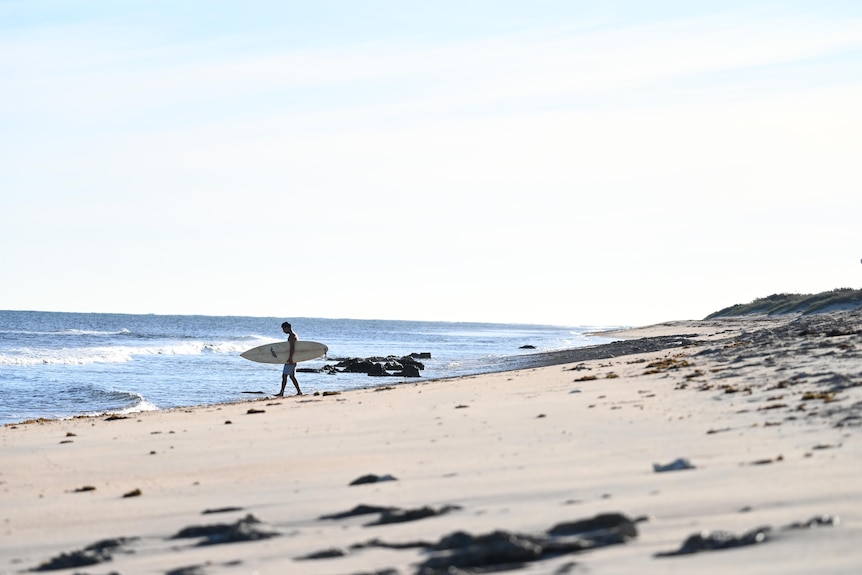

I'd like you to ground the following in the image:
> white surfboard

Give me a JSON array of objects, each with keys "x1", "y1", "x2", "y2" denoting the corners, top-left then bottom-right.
[{"x1": 240, "y1": 341, "x2": 328, "y2": 364}]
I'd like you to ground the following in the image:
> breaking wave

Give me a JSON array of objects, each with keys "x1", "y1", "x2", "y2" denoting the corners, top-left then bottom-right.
[{"x1": 0, "y1": 340, "x2": 255, "y2": 366}]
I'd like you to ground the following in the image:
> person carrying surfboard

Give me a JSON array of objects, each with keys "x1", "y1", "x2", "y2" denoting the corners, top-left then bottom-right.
[{"x1": 276, "y1": 322, "x2": 302, "y2": 396}]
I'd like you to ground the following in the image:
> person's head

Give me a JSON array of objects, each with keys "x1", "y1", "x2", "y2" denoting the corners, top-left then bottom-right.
[{"x1": 281, "y1": 321, "x2": 292, "y2": 333}]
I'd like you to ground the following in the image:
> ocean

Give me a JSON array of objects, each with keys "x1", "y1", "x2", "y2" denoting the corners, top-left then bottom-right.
[{"x1": 0, "y1": 310, "x2": 616, "y2": 425}]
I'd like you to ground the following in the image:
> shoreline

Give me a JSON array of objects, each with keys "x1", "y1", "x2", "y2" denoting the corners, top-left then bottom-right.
[
  {"x1": 2, "y1": 311, "x2": 861, "y2": 574},
  {"x1": 0, "y1": 313, "x2": 841, "y2": 428},
  {"x1": 0, "y1": 326, "x2": 690, "y2": 428}
]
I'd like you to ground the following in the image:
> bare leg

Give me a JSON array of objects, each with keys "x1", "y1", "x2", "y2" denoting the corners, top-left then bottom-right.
[
  {"x1": 276, "y1": 374, "x2": 288, "y2": 397},
  {"x1": 291, "y1": 374, "x2": 302, "y2": 395}
]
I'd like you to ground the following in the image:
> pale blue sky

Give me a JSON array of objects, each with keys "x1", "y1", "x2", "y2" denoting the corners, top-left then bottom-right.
[{"x1": 2, "y1": 1, "x2": 861, "y2": 326}]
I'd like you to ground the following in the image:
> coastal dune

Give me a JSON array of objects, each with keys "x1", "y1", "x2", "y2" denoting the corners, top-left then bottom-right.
[{"x1": 2, "y1": 312, "x2": 861, "y2": 574}]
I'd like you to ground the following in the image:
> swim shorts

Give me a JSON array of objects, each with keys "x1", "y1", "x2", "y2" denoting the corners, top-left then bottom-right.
[{"x1": 283, "y1": 362, "x2": 296, "y2": 375}]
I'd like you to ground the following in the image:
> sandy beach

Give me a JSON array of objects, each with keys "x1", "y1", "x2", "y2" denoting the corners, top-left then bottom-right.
[{"x1": 2, "y1": 311, "x2": 861, "y2": 574}]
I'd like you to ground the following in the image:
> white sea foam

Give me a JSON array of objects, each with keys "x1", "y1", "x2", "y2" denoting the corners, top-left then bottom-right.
[
  {"x1": 79, "y1": 397, "x2": 160, "y2": 419},
  {"x1": 0, "y1": 340, "x2": 250, "y2": 366},
  {"x1": 204, "y1": 341, "x2": 252, "y2": 354},
  {"x1": 0, "y1": 328, "x2": 132, "y2": 337},
  {"x1": 0, "y1": 347, "x2": 135, "y2": 366},
  {"x1": 114, "y1": 395, "x2": 160, "y2": 415},
  {"x1": 62, "y1": 328, "x2": 133, "y2": 336}
]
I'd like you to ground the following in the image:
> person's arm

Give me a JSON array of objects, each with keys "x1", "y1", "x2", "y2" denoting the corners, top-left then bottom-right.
[{"x1": 288, "y1": 336, "x2": 295, "y2": 364}]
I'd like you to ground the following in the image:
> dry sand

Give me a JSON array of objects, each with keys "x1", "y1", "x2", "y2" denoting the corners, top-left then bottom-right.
[{"x1": 2, "y1": 311, "x2": 861, "y2": 574}]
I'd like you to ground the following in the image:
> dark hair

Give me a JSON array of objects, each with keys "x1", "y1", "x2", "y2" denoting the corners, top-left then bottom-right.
[{"x1": 281, "y1": 322, "x2": 292, "y2": 329}]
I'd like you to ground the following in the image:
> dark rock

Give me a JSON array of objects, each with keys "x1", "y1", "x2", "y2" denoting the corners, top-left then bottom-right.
[
  {"x1": 520, "y1": 345, "x2": 537, "y2": 349},
  {"x1": 338, "y1": 359, "x2": 376, "y2": 373},
  {"x1": 400, "y1": 364, "x2": 422, "y2": 377},
  {"x1": 328, "y1": 354, "x2": 428, "y2": 377},
  {"x1": 367, "y1": 363, "x2": 390, "y2": 377},
  {"x1": 400, "y1": 355, "x2": 426, "y2": 369}
]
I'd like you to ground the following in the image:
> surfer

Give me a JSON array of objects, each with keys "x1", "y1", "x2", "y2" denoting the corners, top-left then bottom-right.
[{"x1": 276, "y1": 322, "x2": 302, "y2": 396}]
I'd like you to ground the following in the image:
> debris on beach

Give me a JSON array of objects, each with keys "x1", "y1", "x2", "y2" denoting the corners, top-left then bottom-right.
[
  {"x1": 655, "y1": 526, "x2": 771, "y2": 556},
  {"x1": 652, "y1": 458, "x2": 696, "y2": 472},
  {"x1": 416, "y1": 512, "x2": 638, "y2": 574},
  {"x1": 301, "y1": 512, "x2": 638, "y2": 571},
  {"x1": 547, "y1": 513, "x2": 638, "y2": 540},
  {"x1": 643, "y1": 356, "x2": 693, "y2": 375},
  {"x1": 319, "y1": 504, "x2": 398, "y2": 520},
  {"x1": 366, "y1": 505, "x2": 462, "y2": 526},
  {"x1": 655, "y1": 515, "x2": 839, "y2": 557},
  {"x1": 748, "y1": 455, "x2": 784, "y2": 465},
  {"x1": 171, "y1": 514, "x2": 280, "y2": 546},
  {"x1": 202, "y1": 506, "x2": 244, "y2": 515},
  {"x1": 349, "y1": 473, "x2": 398, "y2": 486},
  {"x1": 33, "y1": 549, "x2": 108, "y2": 571},
  {"x1": 317, "y1": 501, "x2": 461, "y2": 526},
  {"x1": 786, "y1": 514, "x2": 839, "y2": 529},
  {"x1": 32, "y1": 537, "x2": 136, "y2": 571},
  {"x1": 297, "y1": 547, "x2": 348, "y2": 560},
  {"x1": 165, "y1": 564, "x2": 208, "y2": 575},
  {"x1": 682, "y1": 310, "x2": 862, "y2": 429}
]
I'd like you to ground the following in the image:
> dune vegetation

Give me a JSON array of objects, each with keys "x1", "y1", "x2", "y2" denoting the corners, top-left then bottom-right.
[{"x1": 706, "y1": 288, "x2": 862, "y2": 318}]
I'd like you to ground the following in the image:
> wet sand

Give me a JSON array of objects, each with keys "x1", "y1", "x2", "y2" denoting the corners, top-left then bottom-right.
[{"x1": 2, "y1": 311, "x2": 861, "y2": 574}]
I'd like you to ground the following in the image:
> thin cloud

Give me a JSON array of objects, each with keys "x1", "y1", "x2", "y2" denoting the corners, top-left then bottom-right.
[{"x1": 4, "y1": 11, "x2": 862, "y2": 128}]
